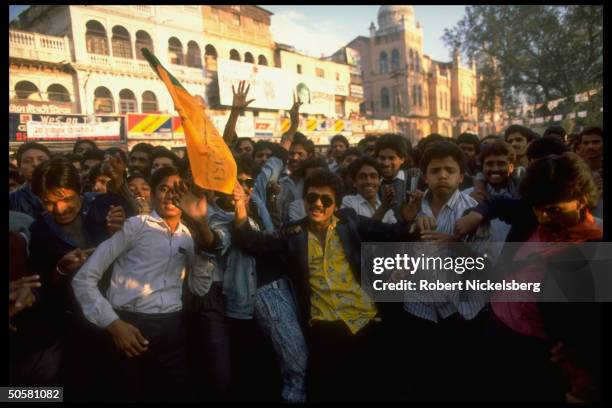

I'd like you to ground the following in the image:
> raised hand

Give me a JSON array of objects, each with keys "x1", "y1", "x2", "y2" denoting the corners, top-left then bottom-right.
[
  {"x1": 232, "y1": 80, "x2": 255, "y2": 112},
  {"x1": 102, "y1": 153, "x2": 126, "y2": 191},
  {"x1": 401, "y1": 189, "x2": 423, "y2": 222},
  {"x1": 289, "y1": 93, "x2": 303, "y2": 125},
  {"x1": 172, "y1": 179, "x2": 208, "y2": 219},
  {"x1": 106, "y1": 205, "x2": 126, "y2": 235},
  {"x1": 381, "y1": 185, "x2": 396, "y2": 210}
]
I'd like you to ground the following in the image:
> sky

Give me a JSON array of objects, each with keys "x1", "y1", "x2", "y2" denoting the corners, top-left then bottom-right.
[{"x1": 9, "y1": 5, "x2": 467, "y2": 61}]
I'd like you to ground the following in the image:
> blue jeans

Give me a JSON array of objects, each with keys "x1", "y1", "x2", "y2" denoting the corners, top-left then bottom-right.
[{"x1": 254, "y1": 278, "x2": 308, "y2": 403}]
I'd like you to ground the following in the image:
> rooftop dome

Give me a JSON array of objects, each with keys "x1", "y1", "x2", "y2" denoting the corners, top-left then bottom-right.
[{"x1": 377, "y1": 5, "x2": 415, "y2": 29}]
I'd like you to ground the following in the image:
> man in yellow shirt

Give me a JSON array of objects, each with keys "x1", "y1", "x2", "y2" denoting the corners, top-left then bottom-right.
[{"x1": 235, "y1": 169, "x2": 419, "y2": 401}]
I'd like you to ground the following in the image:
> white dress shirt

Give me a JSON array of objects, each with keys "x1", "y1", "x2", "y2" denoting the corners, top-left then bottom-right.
[
  {"x1": 341, "y1": 194, "x2": 397, "y2": 223},
  {"x1": 72, "y1": 211, "x2": 195, "y2": 329}
]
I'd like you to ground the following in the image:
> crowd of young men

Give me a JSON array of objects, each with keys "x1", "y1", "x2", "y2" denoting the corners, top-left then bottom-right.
[{"x1": 8, "y1": 81, "x2": 605, "y2": 402}]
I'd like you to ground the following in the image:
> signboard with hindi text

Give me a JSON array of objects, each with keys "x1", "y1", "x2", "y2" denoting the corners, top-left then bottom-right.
[
  {"x1": 9, "y1": 113, "x2": 125, "y2": 142},
  {"x1": 26, "y1": 120, "x2": 121, "y2": 141}
]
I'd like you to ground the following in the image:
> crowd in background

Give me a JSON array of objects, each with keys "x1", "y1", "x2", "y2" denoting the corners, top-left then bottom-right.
[{"x1": 8, "y1": 82, "x2": 605, "y2": 403}]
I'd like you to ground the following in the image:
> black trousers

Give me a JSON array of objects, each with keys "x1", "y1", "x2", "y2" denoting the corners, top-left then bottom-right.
[
  {"x1": 307, "y1": 319, "x2": 385, "y2": 402},
  {"x1": 108, "y1": 310, "x2": 193, "y2": 402}
]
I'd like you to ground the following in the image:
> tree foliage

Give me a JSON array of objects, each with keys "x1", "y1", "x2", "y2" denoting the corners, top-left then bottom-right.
[{"x1": 443, "y1": 5, "x2": 602, "y2": 121}]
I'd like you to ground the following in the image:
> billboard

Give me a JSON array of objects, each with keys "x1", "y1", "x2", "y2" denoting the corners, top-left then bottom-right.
[
  {"x1": 217, "y1": 58, "x2": 341, "y2": 117},
  {"x1": 9, "y1": 113, "x2": 124, "y2": 142},
  {"x1": 126, "y1": 114, "x2": 173, "y2": 140}
]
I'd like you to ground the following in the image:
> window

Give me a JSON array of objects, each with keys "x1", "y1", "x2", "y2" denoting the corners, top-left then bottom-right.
[
  {"x1": 14, "y1": 81, "x2": 40, "y2": 100},
  {"x1": 186, "y1": 41, "x2": 202, "y2": 68},
  {"x1": 168, "y1": 37, "x2": 183, "y2": 65},
  {"x1": 391, "y1": 49, "x2": 400, "y2": 71},
  {"x1": 94, "y1": 87, "x2": 114, "y2": 113},
  {"x1": 258, "y1": 55, "x2": 268, "y2": 66},
  {"x1": 244, "y1": 52, "x2": 254, "y2": 64},
  {"x1": 119, "y1": 89, "x2": 137, "y2": 113},
  {"x1": 141, "y1": 91, "x2": 158, "y2": 113},
  {"x1": 205, "y1": 44, "x2": 218, "y2": 71},
  {"x1": 135, "y1": 30, "x2": 154, "y2": 60},
  {"x1": 316, "y1": 67, "x2": 324, "y2": 78},
  {"x1": 297, "y1": 64, "x2": 302, "y2": 74},
  {"x1": 229, "y1": 49, "x2": 241, "y2": 61},
  {"x1": 111, "y1": 26, "x2": 132, "y2": 59},
  {"x1": 379, "y1": 51, "x2": 388, "y2": 74},
  {"x1": 381, "y1": 87, "x2": 390, "y2": 109},
  {"x1": 47, "y1": 84, "x2": 70, "y2": 102},
  {"x1": 85, "y1": 20, "x2": 109, "y2": 55}
]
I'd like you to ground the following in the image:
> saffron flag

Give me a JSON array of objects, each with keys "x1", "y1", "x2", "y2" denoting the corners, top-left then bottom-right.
[{"x1": 141, "y1": 48, "x2": 236, "y2": 194}]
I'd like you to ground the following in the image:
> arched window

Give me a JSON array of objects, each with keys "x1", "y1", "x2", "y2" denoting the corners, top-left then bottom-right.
[
  {"x1": 381, "y1": 87, "x2": 390, "y2": 109},
  {"x1": 111, "y1": 26, "x2": 132, "y2": 59},
  {"x1": 141, "y1": 91, "x2": 158, "y2": 113},
  {"x1": 258, "y1": 55, "x2": 268, "y2": 66},
  {"x1": 379, "y1": 51, "x2": 388, "y2": 74},
  {"x1": 135, "y1": 30, "x2": 154, "y2": 60},
  {"x1": 391, "y1": 49, "x2": 400, "y2": 72},
  {"x1": 119, "y1": 89, "x2": 137, "y2": 113},
  {"x1": 415, "y1": 51, "x2": 420, "y2": 72},
  {"x1": 94, "y1": 86, "x2": 114, "y2": 113},
  {"x1": 244, "y1": 52, "x2": 254, "y2": 64},
  {"x1": 85, "y1": 20, "x2": 109, "y2": 55},
  {"x1": 47, "y1": 84, "x2": 71, "y2": 102},
  {"x1": 14, "y1": 81, "x2": 41, "y2": 100},
  {"x1": 409, "y1": 49, "x2": 414, "y2": 70},
  {"x1": 168, "y1": 37, "x2": 183, "y2": 65},
  {"x1": 186, "y1": 41, "x2": 202, "y2": 68},
  {"x1": 229, "y1": 49, "x2": 241, "y2": 61}
]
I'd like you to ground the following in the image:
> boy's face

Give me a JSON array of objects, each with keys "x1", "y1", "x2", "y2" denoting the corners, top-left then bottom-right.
[
  {"x1": 342, "y1": 153, "x2": 360, "y2": 168},
  {"x1": 377, "y1": 148, "x2": 405, "y2": 179},
  {"x1": 128, "y1": 177, "x2": 151, "y2": 201},
  {"x1": 153, "y1": 175, "x2": 182, "y2": 219},
  {"x1": 458, "y1": 143, "x2": 477, "y2": 161},
  {"x1": 482, "y1": 154, "x2": 514, "y2": 187},
  {"x1": 93, "y1": 175, "x2": 111, "y2": 193},
  {"x1": 354, "y1": 164, "x2": 381, "y2": 200},
  {"x1": 532, "y1": 198, "x2": 586, "y2": 234},
  {"x1": 82, "y1": 159, "x2": 102, "y2": 176},
  {"x1": 424, "y1": 156, "x2": 464, "y2": 197},
  {"x1": 304, "y1": 185, "x2": 336, "y2": 226},
  {"x1": 506, "y1": 133, "x2": 529, "y2": 156},
  {"x1": 237, "y1": 141, "x2": 254, "y2": 156},
  {"x1": 20, "y1": 148, "x2": 50, "y2": 182},
  {"x1": 151, "y1": 157, "x2": 174, "y2": 173},
  {"x1": 41, "y1": 187, "x2": 82, "y2": 225}
]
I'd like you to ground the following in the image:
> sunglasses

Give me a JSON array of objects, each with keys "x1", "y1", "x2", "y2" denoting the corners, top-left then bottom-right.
[
  {"x1": 305, "y1": 192, "x2": 335, "y2": 208},
  {"x1": 238, "y1": 178, "x2": 255, "y2": 189}
]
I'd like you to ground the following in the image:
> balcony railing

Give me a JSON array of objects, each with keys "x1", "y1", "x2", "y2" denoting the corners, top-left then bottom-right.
[
  {"x1": 86, "y1": 53, "x2": 204, "y2": 79},
  {"x1": 9, "y1": 29, "x2": 71, "y2": 64}
]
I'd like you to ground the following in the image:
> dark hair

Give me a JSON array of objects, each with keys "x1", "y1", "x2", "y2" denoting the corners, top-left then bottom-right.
[
  {"x1": 341, "y1": 147, "x2": 362, "y2": 162},
  {"x1": 127, "y1": 170, "x2": 150, "y2": 185},
  {"x1": 105, "y1": 147, "x2": 129, "y2": 165},
  {"x1": 9, "y1": 169, "x2": 24, "y2": 184},
  {"x1": 130, "y1": 142, "x2": 154, "y2": 157},
  {"x1": 31, "y1": 157, "x2": 81, "y2": 198},
  {"x1": 348, "y1": 156, "x2": 382, "y2": 180},
  {"x1": 16, "y1": 142, "x2": 52, "y2": 166},
  {"x1": 526, "y1": 137, "x2": 569, "y2": 162},
  {"x1": 291, "y1": 133, "x2": 315, "y2": 156},
  {"x1": 419, "y1": 141, "x2": 466, "y2": 174},
  {"x1": 150, "y1": 146, "x2": 179, "y2": 167},
  {"x1": 72, "y1": 139, "x2": 98, "y2": 154},
  {"x1": 577, "y1": 126, "x2": 603, "y2": 145},
  {"x1": 480, "y1": 140, "x2": 516, "y2": 165},
  {"x1": 374, "y1": 133, "x2": 408, "y2": 159},
  {"x1": 253, "y1": 140, "x2": 275, "y2": 156},
  {"x1": 294, "y1": 156, "x2": 329, "y2": 180},
  {"x1": 64, "y1": 153, "x2": 82, "y2": 164},
  {"x1": 150, "y1": 165, "x2": 182, "y2": 193},
  {"x1": 504, "y1": 125, "x2": 538, "y2": 142},
  {"x1": 330, "y1": 134, "x2": 349, "y2": 148},
  {"x1": 87, "y1": 163, "x2": 104, "y2": 185},
  {"x1": 303, "y1": 169, "x2": 344, "y2": 207},
  {"x1": 519, "y1": 152, "x2": 599, "y2": 208},
  {"x1": 235, "y1": 154, "x2": 257, "y2": 177},
  {"x1": 543, "y1": 125, "x2": 566, "y2": 140},
  {"x1": 234, "y1": 137, "x2": 254, "y2": 150},
  {"x1": 358, "y1": 135, "x2": 379, "y2": 150},
  {"x1": 81, "y1": 148, "x2": 106, "y2": 165},
  {"x1": 456, "y1": 132, "x2": 480, "y2": 153}
]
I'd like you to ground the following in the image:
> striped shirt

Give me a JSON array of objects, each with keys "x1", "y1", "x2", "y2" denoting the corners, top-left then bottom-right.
[{"x1": 403, "y1": 189, "x2": 490, "y2": 323}]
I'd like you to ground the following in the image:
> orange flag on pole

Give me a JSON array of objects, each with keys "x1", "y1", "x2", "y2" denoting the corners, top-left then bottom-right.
[{"x1": 141, "y1": 48, "x2": 236, "y2": 194}]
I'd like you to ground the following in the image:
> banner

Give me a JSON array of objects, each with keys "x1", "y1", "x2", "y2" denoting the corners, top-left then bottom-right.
[
  {"x1": 210, "y1": 115, "x2": 255, "y2": 138},
  {"x1": 350, "y1": 84, "x2": 364, "y2": 98},
  {"x1": 9, "y1": 113, "x2": 125, "y2": 142},
  {"x1": 254, "y1": 117, "x2": 277, "y2": 137},
  {"x1": 26, "y1": 120, "x2": 121, "y2": 141},
  {"x1": 127, "y1": 113, "x2": 173, "y2": 140},
  {"x1": 9, "y1": 101, "x2": 72, "y2": 115}
]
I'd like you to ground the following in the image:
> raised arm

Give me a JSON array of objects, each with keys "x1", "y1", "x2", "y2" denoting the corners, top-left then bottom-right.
[
  {"x1": 280, "y1": 94, "x2": 302, "y2": 150},
  {"x1": 223, "y1": 80, "x2": 255, "y2": 148}
]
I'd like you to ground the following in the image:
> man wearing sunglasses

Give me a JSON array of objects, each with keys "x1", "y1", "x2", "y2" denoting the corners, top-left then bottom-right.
[{"x1": 234, "y1": 169, "x2": 420, "y2": 401}]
